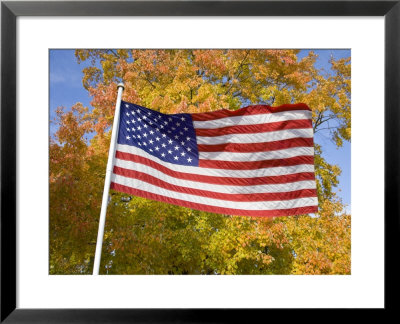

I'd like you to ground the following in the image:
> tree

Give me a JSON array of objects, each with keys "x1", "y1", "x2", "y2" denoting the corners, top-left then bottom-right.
[{"x1": 50, "y1": 49, "x2": 351, "y2": 275}]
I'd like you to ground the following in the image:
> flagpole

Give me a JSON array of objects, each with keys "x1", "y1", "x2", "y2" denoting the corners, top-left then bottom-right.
[{"x1": 93, "y1": 82, "x2": 125, "y2": 275}]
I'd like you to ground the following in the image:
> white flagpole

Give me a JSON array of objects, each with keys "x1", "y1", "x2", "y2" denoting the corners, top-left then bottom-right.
[{"x1": 93, "y1": 82, "x2": 125, "y2": 275}]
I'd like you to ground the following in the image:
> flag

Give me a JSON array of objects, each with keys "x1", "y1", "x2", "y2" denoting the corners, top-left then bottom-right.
[{"x1": 110, "y1": 100, "x2": 318, "y2": 217}]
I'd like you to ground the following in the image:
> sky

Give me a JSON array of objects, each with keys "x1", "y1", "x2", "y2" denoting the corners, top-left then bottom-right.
[{"x1": 49, "y1": 49, "x2": 351, "y2": 212}]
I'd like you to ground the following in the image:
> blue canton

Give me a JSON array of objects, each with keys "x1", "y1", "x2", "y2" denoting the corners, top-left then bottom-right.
[{"x1": 117, "y1": 101, "x2": 199, "y2": 166}]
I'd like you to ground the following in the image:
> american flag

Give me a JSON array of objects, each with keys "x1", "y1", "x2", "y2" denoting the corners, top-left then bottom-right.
[{"x1": 110, "y1": 100, "x2": 318, "y2": 217}]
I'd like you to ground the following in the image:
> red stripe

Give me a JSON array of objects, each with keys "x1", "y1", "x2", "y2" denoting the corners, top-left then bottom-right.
[
  {"x1": 113, "y1": 166, "x2": 317, "y2": 202},
  {"x1": 199, "y1": 155, "x2": 314, "y2": 170},
  {"x1": 195, "y1": 119, "x2": 312, "y2": 137},
  {"x1": 191, "y1": 103, "x2": 311, "y2": 121},
  {"x1": 115, "y1": 151, "x2": 315, "y2": 185},
  {"x1": 110, "y1": 182, "x2": 318, "y2": 217},
  {"x1": 198, "y1": 137, "x2": 314, "y2": 153}
]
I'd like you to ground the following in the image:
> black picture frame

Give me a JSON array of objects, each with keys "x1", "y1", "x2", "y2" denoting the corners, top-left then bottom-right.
[{"x1": 1, "y1": 0, "x2": 398, "y2": 322}]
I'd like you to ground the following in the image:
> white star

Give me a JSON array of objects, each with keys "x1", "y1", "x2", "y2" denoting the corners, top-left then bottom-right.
[
  {"x1": 168, "y1": 117, "x2": 172, "y2": 121},
  {"x1": 132, "y1": 135, "x2": 136, "y2": 138},
  {"x1": 137, "y1": 117, "x2": 142, "y2": 122},
  {"x1": 181, "y1": 152, "x2": 186, "y2": 156},
  {"x1": 187, "y1": 157, "x2": 192, "y2": 163},
  {"x1": 149, "y1": 139, "x2": 154, "y2": 144},
  {"x1": 143, "y1": 133, "x2": 148, "y2": 138},
  {"x1": 176, "y1": 122, "x2": 180, "y2": 127},
  {"x1": 174, "y1": 135, "x2": 179, "y2": 140},
  {"x1": 162, "y1": 134, "x2": 167, "y2": 138},
  {"x1": 150, "y1": 130, "x2": 154, "y2": 135},
  {"x1": 186, "y1": 137, "x2": 191, "y2": 141},
  {"x1": 168, "y1": 139, "x2": 173, "y2": 144},
  {"x1": 172, "y1": 127, "x2": 176, "y2": 131},
  {"x1": 174, "y1": 156, "x2": 179, "y2": 160},
  {"x1": 137, "y1": 126, "x2": 142, "y2": 131},
  {"x1": 181, "y1": 141, "x2": 185, "y2": 146},
  {"x1": 149, "y1": 149, "x2": 153, "y2": 152},
  {"x1": 131, "y1": 127, "x2": 135, "y2": 131},
  {"x1": 164, "y1": 121, "x2": 168, "y2": 125},
  {"x1": 187, "y1": 147, "x2": 191, "y2": 151},
  {"x1": 137, "y1": 135, "x2": 141, "y2": 139},
  {"x1": 127, "y1": 120, "x2": 130, "y2": 124},
  {"x1": 161, "y1": 153, "x2": 166, "y2": 157},
  {"x1": 155, "y1": 137, "x2": 160, "y2": 141},
  {"x1": 155, "y1": 146, "x2": 160, "y2": 151},
  {"x1": 168, "y1": 150, "x2": 172, "y2": 154},
  {"x1": 162, "y1": 143, "x2": 166, "y2": 148},
  {"x1": 184, "y1": 127, "x2": 188, "y2": 131},
  {"x1": 136, "y1": 109, "x2": 140, "y2": 114},
  {"x1": 138, "y1": 142, "x2": 142, "y2": 146},
  {"x1": 126, "y1": 136, "x2": 131, "y2": 140},
  {"x1": 160, "y1": 125, "x2": 164, "y2": 129},
  {"x1": 174, "y1": 145, "x2": 179, "y2": 150},
  {"x1": 125, "y1": 104, "x2": 129, "y2": 108},
  {"x1": 131, "y1": 120, "x2": 136, "y2": 124},
  {"x1": 126, "y1": 112, "x2": 130, "y2": 116},
  {"x1": 148, "y1": 112, "x2": 151, "y2": 116},
  {"x1": 143, "y1": 142, "x2": 147, "y2": 146},
  {"x1": 149, "y1": 121, "x2": 153, "y2": 125},
  {"x1": 180, "y1": 131, "x2": 184, "y2": 135},
  {"x1": 126, "y1": 128, "x2": 130, "y2": 132},
  {"x1": 143, "y1": 124, "x2": 148, "y2": 128},
  {"x1": 181, "y1": 116, "x2": 186, "y2": 121},
  {"x1": 143, "y1": 115, "x2": 147, "y2": 120}
]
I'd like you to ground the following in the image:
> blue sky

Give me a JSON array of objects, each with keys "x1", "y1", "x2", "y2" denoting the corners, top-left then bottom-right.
[{"x1": 49, "y1": 49, "x2": 351, "y2": 211}]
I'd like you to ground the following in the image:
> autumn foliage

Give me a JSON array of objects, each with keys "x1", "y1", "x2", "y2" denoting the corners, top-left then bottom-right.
[{"x1": 50, "y1": 50, "x2": 351, "y2": 275}]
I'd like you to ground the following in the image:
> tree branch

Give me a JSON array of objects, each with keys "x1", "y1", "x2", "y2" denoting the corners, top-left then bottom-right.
[
  {"x1": 224, "y1": 50, "x2": 250, "y2": 96},
  {"x1": 109, "y1": 49, "x2": 120, "y2": 59},
  {"x1": 314, "y1": 112, "x2": 339, "y2": 132},
  {"x1": 313, "y1": 111, "x2": 324, "y2": 132},
  {"x1": 143, "y1": 72, "x2": 156, "y2": 89}
]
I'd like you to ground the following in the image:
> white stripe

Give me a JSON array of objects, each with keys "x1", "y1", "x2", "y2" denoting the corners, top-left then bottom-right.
[
  {"x1": 112, "y1": 174, "x2": 318, "y2": 210},
  {"x1": 196, "y1": 128, "x2": 313, "y2": 144},
  {"x1": 199, "y1": 147, "x2": 314, "y2": 161},
  {"x1": 116, "y1": 144, "x2": 315, "y2": 176},
  {"x1": 193, "y1": 110, "x2": 311, "y2": 129},
  {"x1": 114, "y1": 158, "x2": 317, "y2": 194}
]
